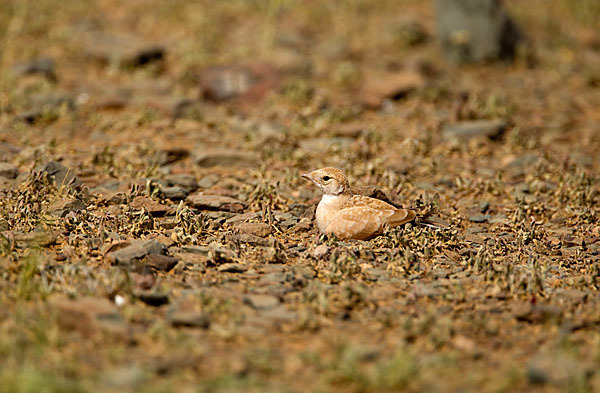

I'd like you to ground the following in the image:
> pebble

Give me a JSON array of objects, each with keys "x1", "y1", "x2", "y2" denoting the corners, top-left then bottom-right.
[
  {"x1": 159, "y1": 185, "x2": 189, "y2": 200},
  {"x1": 243, "y1": 294, "x2": 281, "y2": 310},
  {"x1": 198, "y1": 63, "x2": 279, "y2": 105},
  {"x1": 12, "y1": 57, "x2": 56, "y2": 80},
  {"x1": 164, "y1": 173, "x2": 198, "y2": 191},
  {"x1": 312, "y1": 244, "x2": 329, "y2": 259},
  {"x1": 130, "y1": 196, "x2": 175, "y2": 217},
  {"x1": 83, "y1": 31, "x2": 165, "y2": 68},
  {"x1": 105, "y1": 239, "x2": 167, "y2": 265},
  {"x1": 41, "y1": 160, "x2": 82, "y2": 189},
  {"x1": 186, "y1": 193, "x2": 246, "y2": 213},
  {"x1": 469, "y1": 214, "x2": 491, "y2": 223},
  {"x1": 48, "y1": 198, "x2": 86, "y2": 217},
  {"x1": 0, "y1": 162, "x2": 18, "y2": 179},
  {"x1": 232, "y1": 233, "x2": 269, "y2": 246},
  {"x1": 135, "y1": 291, "x2": 170, "y2": 307},
  {"x1": 357, "y1": 70, "x2": 425, "y2": 108},
  {"x1": 236, "y1": 222, "x2": 271, "y2": 238},
  {"x1": 145, "y1": 254, "x2": 179, "y2": 272},
  {"x1": 433, "y1": 0, "x2": 522, "y2": 63},
  {"x1": 169, "y1": 311, "x2": 211, "y2": 329},
  {"x1": 217, "y1": 263, "x2": 247, "y2": 273},
  {"x1": 50, "y1": 296, "x2": 125, "y2": 337},
  {"x1": 441, "y1": 119, "x2": 508, "y2": 140}
]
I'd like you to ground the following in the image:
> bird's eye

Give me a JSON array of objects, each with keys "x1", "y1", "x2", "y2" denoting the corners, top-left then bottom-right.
[{"x1": 322, "y1": 176, "x2": 331, "y2": 182}]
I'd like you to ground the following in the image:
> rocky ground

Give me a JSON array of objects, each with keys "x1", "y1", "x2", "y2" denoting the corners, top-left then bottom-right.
[{"x1": 0, "y1": 1, "x2": 599, "y2": 392}]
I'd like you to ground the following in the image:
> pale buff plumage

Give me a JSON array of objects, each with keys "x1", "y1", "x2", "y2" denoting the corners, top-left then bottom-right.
[{"x1": 302, "y1": 167, "x2": 415, "y2": 240}]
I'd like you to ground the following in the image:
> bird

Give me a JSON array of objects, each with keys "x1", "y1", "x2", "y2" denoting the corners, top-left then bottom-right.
[{"x1": 302, "y1": 167, "x2": 416, "y2": 240}]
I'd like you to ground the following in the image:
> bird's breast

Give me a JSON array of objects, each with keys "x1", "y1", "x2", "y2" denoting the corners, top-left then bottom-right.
[{"x1": 315, "y1": 194, "x2": 342, "y2": 233}]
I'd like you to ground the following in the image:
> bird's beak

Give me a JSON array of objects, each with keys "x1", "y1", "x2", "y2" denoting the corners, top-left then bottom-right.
[{"x1": 301, "y1": 173, "x2": 312, "y2": 181}]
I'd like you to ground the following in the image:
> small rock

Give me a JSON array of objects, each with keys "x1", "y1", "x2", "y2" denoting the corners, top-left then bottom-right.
[
  {"x1": 169, "y1": 311, "x2": 211, "y2": 329},
  {"x1": 217, "y1": 263, "x2": 247, "y2": 273},
  {"x1": 138, "y1": 239, "x2": 167, "y2": 255},
  {"x1": 243, "y1": 294, "x2": 281, "y2": 310},
  {"x1": 105, "y1": 244, "x2": 147, "y2": 265},
  {"x1": 130, "y1": 196, "x2": 175, "y2": 217},
  {"x1": 105, "y1": 239, "x2": 166, "y2": 265},
  {"x1": 12, "y1": 57, "x2": 56, "y2": 80},
  {"x1": 145, "y1": 254, "x2": 178, "y2": 272},
  {"x1": 131, "y1": 272, "x2": 156, "y2": 290},
  {"x1": 83, "y1": 31, "x2": 165, "y2": 68},
  {"x1": 196, "y1": 174, "x2": 219, "y2": 189},
  {"x1": 135, "y1": 291, "x2": 170, "y2": 307},
  {"x1": 479, "y1": 201, "x2": 490, "y2": 213},
  {"x1": 273, "y1": 212, "x2": 299, "y2": 229},
  {"x1": 106, "y1": 205, "x2": 122, "y2": 216},
  {"x1": 41, "y1": 160, "x2": 82, "y2": 189},
  {"x1": 357, "y1": 70, "x2": 425, "y2": 108},
  {"x1": 225, "y1": 211, "x2": 261, "y2": 224},
  {"x1": 164, "y1": 173, "x2": 197, "y2": 191},
  {"x1": 194, "y1": 150, "x2": 259, "y2": 168},
  {"x1": 236, "y1": 222, "x2": 271, "y2": 238},
  {"x1": 291, "y1": 217, "x2": 312, "y2": 232},
  {"x1": 451, "y1": 335, "x2": 476, "y2": 353},
  {"x1": 527, "y1": 355, "x2": 587, "y2": 386},
  {"x1": 18, "y1": 94, "x2": 75, "y2": 124},
  {"x1": 262, "y1": 306, "x2": 298, "y2": 324},
  {"x1": 199, "y1": 63, "x2": 280, "y2": 105},
  {"x1": 159, "y1": 185, "x2": 189, "y2": 200},
  {"x1": 102, "y1": 366, "x2": 145, "y2": 389},
  {"x1": 469, "y1": 214, "x2": 491, "y2": 223},
  {"x1": 312, "y1": 244, "x2": 329, "y2": 259},
  {"x1": 441, "y1": 119, "x2": 508, "y2": 140},
  {"x1": 513, "y1": 302, "x2": 562, "y2": 324},
  {"x1": 13, "y1": 230, "x2": 57, "y2": 248},
  {"x1": 51, "y1": 296, "x2": 124, "y2": 337},
  {"x1": 232, "y1": 233, "x2": 269, "y2": 246},
  {"x1": 47, "y1": 198, "x2": 86, "y2": 217},
  {"x1": 562, "y1": 236, "x2": 584, "y2": 247},
  {"x1": 433, "y1": 0, "x2": 523, "y2": 63},
  {"x1": 155, "y1": 148, "x2": 190, "y2": 166},
  {"x1": 178, "y1": 245, "x2": 210, "y2": 255},
  {"x1": 0, "y1": 162, "x2": 19, "y2": 179},
  {"x1": 186, "y1": 193, "x2": 246, "y2": 213}
]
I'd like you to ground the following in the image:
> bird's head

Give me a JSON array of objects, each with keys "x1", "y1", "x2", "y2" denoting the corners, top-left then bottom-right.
[{"x1": 302, "y1": 167, "x2": 350, "y2": 196}]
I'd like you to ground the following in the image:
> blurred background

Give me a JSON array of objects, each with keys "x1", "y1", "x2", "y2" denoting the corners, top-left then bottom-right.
[{"x1": 0, "y1": 1, "x2": 599, "y2": 392}]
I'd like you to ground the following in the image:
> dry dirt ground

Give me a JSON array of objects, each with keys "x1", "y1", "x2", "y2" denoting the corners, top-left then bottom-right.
[{"x1": 1, "y1": 1, "x2": 599, "y2": 392}]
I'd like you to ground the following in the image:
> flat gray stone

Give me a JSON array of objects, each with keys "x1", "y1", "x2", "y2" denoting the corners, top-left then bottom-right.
[
  {"x1": 105, "y1": 239, "x2": 166, "y2": 265},
  {"x1": 83, "y1": 31, "x2": 165, "y2": 68},
  {"x1": 442, "y1": 119, "x2": 508, "y2": 140},
  {"x1": 243, "y1": 294, "x2": 281, "y2": 310},
  {"x1": 217, "y1": 263, "x2": 247, "y2": 273},
  {"x1": 433, "y1": 0, "x2": 522, "y2": 63},
  {"x1": 169, "y1": 311, "x2": 210, "y2": 329},
  {"x1": 186, "y1": 194, "x2": 246, "y2": 213},
  {"x1": 0, "y1": 162, "x2": 18, "y2": 179}
]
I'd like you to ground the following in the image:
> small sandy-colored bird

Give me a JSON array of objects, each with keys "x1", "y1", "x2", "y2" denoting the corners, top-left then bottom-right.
[{"x1": 302, "y1": 167, "x2": 415, "y2": 240}]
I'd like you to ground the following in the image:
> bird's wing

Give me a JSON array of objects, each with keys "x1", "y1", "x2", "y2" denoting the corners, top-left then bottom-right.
[
  {"x1": 386, "y1": 208, "x2": 416, "y2": 227},
  {"x1": 325, "y1": 206, "x2": 385, "y2": 240},
  {"x1": 349, "y1": 195, "x2": 416, "y2": 227},
  {"x1": 348, "y1": 195, "x2": 396, "y2": 210}
]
